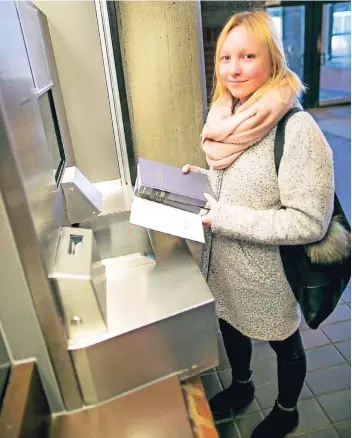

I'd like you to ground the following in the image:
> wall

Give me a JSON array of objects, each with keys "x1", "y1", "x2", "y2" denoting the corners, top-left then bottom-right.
[
  {"x1": 35, "y1": 0, "x2": 120, "y2": 183},
  {"x1": 116, "y1": 1, "x2": 207, "y2": 169}
]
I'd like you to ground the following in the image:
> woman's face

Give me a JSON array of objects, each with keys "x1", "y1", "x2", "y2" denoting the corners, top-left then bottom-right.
[{"x1": 218, "y1": 24, "x2": 271, "y2": 103}]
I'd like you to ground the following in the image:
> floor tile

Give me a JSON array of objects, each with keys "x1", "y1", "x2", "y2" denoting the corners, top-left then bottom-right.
[
  {"x1": 252, "y1": 357, "x2": 277, "y2": 386},
  {"x1": 306, "y1": 345, "x2": 345, "y2": 371},
  {"x1": 289, "y1": 426, "x2": 339, "y2": 437},
  {"x1": 305, "y1": 364, "x2": 351, "y2": 396},
  {"x1": 341, "y1": 287, "x2": 351, "y2": 303},
  {"x1": 255, "y1": 381, "x2": 312, "y2": 409},
  {"x1": 300, "y1": 318, "x2": 311, "y2": 331},
  {"x1": 235, "y1": 411, "x2": 264, "y2": 438},
  {"x1": 252, "y1": 341, "x2": 276, "y2": 362},
  {"x1": 334, "y1": 420, "x2": 351, "y2": 438},
  {"x1": 322, "y1": 321, "x2": 351, "y2": 343},
  {"x1": 216, "y1": 421, "x2": 240, "y2": 438},
  {"x1": 320, "y1": 304, "x2": 351, "y2": 326},
  {"x1": 290, "y1": 399, "x2": 330, "y2": 433},
  {"x1": 317, "y1": 389, "x2": 351, "y2": 422},
  {"x1": 301, "y1": 330, "x2": 331, "y2": 350},
  {"x1": 311, "y1": 109, "x2": 351, "y2": 141},
  {"x1": 201, "y1": 373, "x2": 222, "y2": 400},
  {"x1": 218, "y1": 368, "x2": 232, "y2": 388},
  {"x1": 233, "y1": 398, "x2": 261, "y2": 418},
  {"x1": 335, "y1": 341, "x2": 351, "y2": 361}
]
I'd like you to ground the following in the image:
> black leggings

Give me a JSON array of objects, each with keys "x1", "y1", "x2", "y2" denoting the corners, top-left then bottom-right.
[{"x1": 219, "y1": 318, "x2": 307, "y2": 409}]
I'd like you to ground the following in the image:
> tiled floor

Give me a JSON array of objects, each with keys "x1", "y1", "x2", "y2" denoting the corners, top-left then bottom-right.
[{"x1": 201, "y1": 106, "x2": 351, "y2": 438}]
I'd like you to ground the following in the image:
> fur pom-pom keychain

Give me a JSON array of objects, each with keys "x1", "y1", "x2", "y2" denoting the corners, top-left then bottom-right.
[{"x1": 305, "y1": 215, "x2": 351, "y2": 264}]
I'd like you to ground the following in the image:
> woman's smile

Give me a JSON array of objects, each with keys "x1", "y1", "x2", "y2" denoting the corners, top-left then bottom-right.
[{"x1": 228, "y1": 80, "x2": 248, "y2": 84}]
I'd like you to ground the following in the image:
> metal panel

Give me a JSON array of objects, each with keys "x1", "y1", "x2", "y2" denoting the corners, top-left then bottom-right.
[
  {"x1": 16, "y1": 0, "x2": 52, "y2": 94},
  {"x1": 61, "y1": 167, "x2": 103, "y2": 224},
  {"x1": 37, "y1": 7, "x2": 76, "y2": 167},
  {"x1": 72, "y1": 303, "x2": 217, "y2": 405},
  {"x1": 0, "y1": 190, "x2": 64, "y2": 412},
  {"x1": 70, "y1": 212, "x2": 218, "y2": 404},
  {"x1": 35, "y1": 0, "x2": 120, "y2": 183},
  {"x1": 0, "y1": 1, "x2": 82, "y2": 410},
  {"x1": 50, "y1": 227, "x2": 107, "y2": 340},
  {"x1": 94, "y1": 0, "x2": 131, "y2": 186},
  {"x1": 0, "y1": 0, "x2": 218, "y2": 412}
]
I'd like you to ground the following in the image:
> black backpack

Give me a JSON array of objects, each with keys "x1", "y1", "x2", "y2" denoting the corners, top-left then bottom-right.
[{"x1": 275, "y1": 108, "x2": 351, "y2": 329}]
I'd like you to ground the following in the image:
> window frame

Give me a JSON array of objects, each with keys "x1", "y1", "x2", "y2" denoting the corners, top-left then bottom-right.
[{"x1": 326, "y1": 2, "x2": 351, "y2": 63}]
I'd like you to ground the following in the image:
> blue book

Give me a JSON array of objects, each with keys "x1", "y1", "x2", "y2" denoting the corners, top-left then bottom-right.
[{"x1": 136, "y1": 158, "x2": 213, "y2": 210}]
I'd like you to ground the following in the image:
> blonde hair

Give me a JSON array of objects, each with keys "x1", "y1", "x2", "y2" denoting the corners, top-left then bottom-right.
[{"x1": 211, "y1": 10, "x2": 306, "y2": 105}]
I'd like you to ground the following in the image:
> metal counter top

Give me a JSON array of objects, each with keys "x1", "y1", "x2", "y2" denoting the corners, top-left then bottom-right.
[
  {"x1": 68, "y1": 184, "x2": 217, "y2": 404},
  {"x1": 69, "y1": 183, "x2": 214, "y2": 350},
  {"x1": 68, "y1": 227, "x2": 214, "y2": 351}
]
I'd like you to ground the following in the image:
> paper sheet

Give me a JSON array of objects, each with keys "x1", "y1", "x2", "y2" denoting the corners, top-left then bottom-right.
[{"x1": 130, "y1": 195, "x2": 205, "y2": 243}]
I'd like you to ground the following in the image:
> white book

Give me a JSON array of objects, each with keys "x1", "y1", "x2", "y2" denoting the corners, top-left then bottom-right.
[{"x1": 130, "y1": 195, "x2": 205, "y2": 243}]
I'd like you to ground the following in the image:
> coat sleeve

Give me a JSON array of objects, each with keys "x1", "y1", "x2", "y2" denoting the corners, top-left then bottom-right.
[{"x1": 211, "y1": 112, "x2": 335, "y2": 245}]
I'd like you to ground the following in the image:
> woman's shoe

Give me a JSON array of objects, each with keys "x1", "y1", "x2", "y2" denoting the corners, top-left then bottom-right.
[
  {"x1": 251, "y1": 401, "x2": 299, "y2": 438},
  {"x1": 209, "y1": 379, "x2": 255, "y2": 417}
]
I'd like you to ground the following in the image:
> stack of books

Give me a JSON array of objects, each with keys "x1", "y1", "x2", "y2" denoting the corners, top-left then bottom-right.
[
  {"x1": 135, "y1": 158, "x2": 213, "y2": 214},
  {"x1": 130, "y1": 158, "x2": 214, "y2": 243}
]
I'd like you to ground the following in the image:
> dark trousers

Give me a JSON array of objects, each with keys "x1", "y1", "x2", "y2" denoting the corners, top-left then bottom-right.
[{"x1": 219, "y1": 318, "x2": 307, "y2": 409}]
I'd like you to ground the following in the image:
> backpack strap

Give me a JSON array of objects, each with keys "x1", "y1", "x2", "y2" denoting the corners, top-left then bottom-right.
[{"x1": 274, "y1": 107, "x2": 302, "y2": 175}]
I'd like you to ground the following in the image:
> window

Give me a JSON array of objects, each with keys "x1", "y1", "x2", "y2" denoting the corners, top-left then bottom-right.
[
  {"x1": 267, "y1": 5, "x2": 305, "y2": 102},
  {"x1": 328, "y1": 2, "x2": 351, "y2": 62},
  {"x1": 268, "y1": 7, "x2": 283, "y2": 41}
]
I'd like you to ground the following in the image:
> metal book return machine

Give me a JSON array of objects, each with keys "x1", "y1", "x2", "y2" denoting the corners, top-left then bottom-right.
[{"x1": 0, "y1": 0, "x2": 218, "y2": 413}]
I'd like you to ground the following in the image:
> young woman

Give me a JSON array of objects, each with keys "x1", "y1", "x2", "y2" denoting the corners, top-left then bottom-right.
[{"x1": 183, "y1": 10, "x2": 334, "y2": 438}]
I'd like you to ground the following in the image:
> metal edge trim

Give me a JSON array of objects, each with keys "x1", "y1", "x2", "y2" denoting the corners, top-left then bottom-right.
[{"x1": 94, "y1": 0, "x2": 132, "y2": 187}]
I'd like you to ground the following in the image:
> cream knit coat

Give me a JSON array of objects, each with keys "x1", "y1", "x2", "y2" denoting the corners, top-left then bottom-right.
[{"x1": 198, "y1": 111, "x2": 334, "y2": 341}]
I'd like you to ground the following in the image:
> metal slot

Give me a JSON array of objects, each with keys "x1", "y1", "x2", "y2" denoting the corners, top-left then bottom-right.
[
  {"x1": 68, "y1": 234, "x2": 83, "y2": 256},
  {"x1": 49, "y1": 227, "x2": 107, "y2": 340}
]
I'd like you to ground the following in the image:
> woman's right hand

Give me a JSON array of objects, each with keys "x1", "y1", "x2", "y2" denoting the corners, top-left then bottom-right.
[{"x1": 181, "y1": 164, "x2": 197, "y2": 173}]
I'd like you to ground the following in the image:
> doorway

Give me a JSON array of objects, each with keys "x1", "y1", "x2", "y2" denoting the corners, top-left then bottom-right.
[
  {"x1": 319, "y1": 2, "x2": 351, "y2": 105},
  {"x1": 267, "y1": 1, "x2": 351, "y2": 109}
]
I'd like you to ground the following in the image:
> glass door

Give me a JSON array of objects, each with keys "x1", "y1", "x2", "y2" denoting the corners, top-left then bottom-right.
[
  {"x1": 319, "y1": 2, "x2": 351, "y2": 105},
  {"x1": 267, "y1": 1, "x2": 351, "y2": 109},
  {"x1": 268, "y1": 5, "x2": 306, "y2": 103}
]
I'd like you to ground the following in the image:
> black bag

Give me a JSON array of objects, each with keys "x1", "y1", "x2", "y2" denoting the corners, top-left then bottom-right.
[{"x1": 275, "y1": 108, "x2": 351, "y2": 329}]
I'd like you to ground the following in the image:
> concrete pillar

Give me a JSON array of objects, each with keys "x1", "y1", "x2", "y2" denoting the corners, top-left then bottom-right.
[{"x1": 116, "y1": 1, "x2": 207, "y2": 170}]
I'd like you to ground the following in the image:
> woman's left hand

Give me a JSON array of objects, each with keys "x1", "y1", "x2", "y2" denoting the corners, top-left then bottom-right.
[{"x1": 201, "y1": 193, "x2": 219, "y2": 228}]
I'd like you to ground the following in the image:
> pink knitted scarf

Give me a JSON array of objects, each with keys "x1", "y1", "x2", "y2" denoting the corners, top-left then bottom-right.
[{"x1": 201, "y1": 93, "x2": 293, "y2": 169}]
